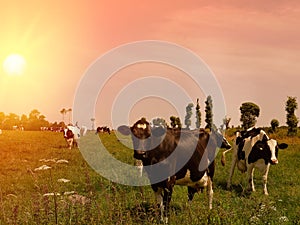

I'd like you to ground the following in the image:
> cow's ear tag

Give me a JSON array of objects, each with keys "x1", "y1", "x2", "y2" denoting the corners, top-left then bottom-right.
[{"x1": 117, "y1": 125, "x2": 131, "y2": 136}]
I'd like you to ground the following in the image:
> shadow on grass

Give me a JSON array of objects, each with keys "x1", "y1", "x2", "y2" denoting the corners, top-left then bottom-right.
[
  {"x1": 216, "y1": 181, "x2": 253, "y2": 197},
  {"x1": 128, "y1": 201, "x2": 182, "y2": 223}
]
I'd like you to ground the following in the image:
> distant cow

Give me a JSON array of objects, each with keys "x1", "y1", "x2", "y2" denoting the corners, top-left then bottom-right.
[
  {"x1": 96, "y1": 126, "x2": 111, "y2": 135},
  {"x1": 118, "y1": 118, "x2": 231, "y2": 223},
  {"x1": 222, "y1": 128, "x2": 288, "y2": 195},
  {"x1": 63, "y1": 125, "x2": 81, "y2": 149}
]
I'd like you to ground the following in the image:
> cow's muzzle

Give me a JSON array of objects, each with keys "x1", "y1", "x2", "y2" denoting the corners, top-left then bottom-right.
[
  {"x1": 270, "y1": 159, "x2": 278, "y2": 165},
  {"x1": 134, "y1": 150, "x2": 146, "y2": 159}
]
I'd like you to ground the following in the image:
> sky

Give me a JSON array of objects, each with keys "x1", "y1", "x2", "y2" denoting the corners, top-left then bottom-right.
[{"x1": 0, "y1": 0, "x2": 299, "y2": 128}]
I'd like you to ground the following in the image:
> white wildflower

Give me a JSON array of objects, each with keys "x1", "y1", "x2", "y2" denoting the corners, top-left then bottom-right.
[
  {"x1": 56, "y1": 159, "x2": 69, "y2": 164},
  {"x1": 34, "y1": 165, "x2": 51, "y2": 171},
  {"x1": 39, "y1": 158, "x2": 57, "y2": 163},
  {"x1": 57, "y1": 178, "x2": 70, "y2": 183},
  {"x1": 279, "y1": 216, "x2": 289, "y2": 223},
  {"x1": 43, "y1": 192, "x2": 61, "y2": 197},
  {"x1": 63, "y1": 191, "x2": 76, "y2": 195},
  {"x1": 68, "y1": 194, "x2": 90, "y2": 205},
  {"x1": 249, "y1": 216, "x2": 260, "y2": 224}
]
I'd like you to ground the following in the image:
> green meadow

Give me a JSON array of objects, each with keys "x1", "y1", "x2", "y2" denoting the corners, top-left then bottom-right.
[{"x1": 0, "y1": 130, "x2": 299, "y2": 224}]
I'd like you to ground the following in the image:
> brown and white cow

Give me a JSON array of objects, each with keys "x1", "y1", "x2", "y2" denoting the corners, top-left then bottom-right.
[
  {"x1": 118, "y1": 118, "x2": 231, "y2": 223},
  {"x1": 222, "y1": 128, "x2": 288, "y2": 195}
]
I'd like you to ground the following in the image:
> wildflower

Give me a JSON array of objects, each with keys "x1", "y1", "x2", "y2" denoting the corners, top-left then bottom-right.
[
  {"x1": 34, "y1": 165, "x2": 51, "y2": 171},
  {"x1": 43, "y1": 192, "x2": 61, "y2": 197},
  {"x1": 57, "y1": 178, "x2": 70, "y2": 183},
  {"x1": 56, "y1": 159, "x2": 69, "y2": 164},
  {"x1": 279, "y1": 216, "x2": 289, "y2": 223}
]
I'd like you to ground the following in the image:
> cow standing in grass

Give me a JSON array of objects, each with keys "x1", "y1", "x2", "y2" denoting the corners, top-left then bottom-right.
[
  {"x1": 118, "y1": 118, "x2": 231, "y2": 223},
  {"x1": 63, "y1": 125, "x2": 83, "y2": 149},
  {"x1": 222, "y1": 128, "x2": 288, "y2": 195}
]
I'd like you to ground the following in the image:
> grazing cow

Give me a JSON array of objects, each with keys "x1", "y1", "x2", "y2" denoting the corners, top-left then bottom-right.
[
  {"x1": 96, "y1": 126, "x2": 111, "y2": 135},
  {"x1": 118, "y1": 118, "x2": 231, "y2": 223},
  {"x1": 222, "y1": 128, "x2": 288, "y2": 195}
]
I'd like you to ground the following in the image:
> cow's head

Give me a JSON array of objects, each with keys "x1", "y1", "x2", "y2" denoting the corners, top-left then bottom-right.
[
  {"x1": 118, "y1": 118, "x2": 164, "y2": 160},
  {"x1": 210, "y1": 129, "x2": 231, "y2": 150},
  {"x1": 252, "y1": 138, "x2": 288, "y2": 165}
]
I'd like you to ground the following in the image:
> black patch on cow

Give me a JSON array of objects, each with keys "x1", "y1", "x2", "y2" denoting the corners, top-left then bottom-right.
[
  {"x1": 248, "y1": 140, "x2": 271, "y2": 165},
  {"x1": 237, "y1": 128, "x2": 264, "y2": 160},
  {"x1": 66, "y1": 129, "x2": 74, "y2": 139}
]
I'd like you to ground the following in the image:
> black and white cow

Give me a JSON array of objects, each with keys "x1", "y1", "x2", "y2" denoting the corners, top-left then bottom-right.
[
  {"x1": 221, "y1": 128, "x2": 288, "y2": 195},
  {"x1": 96, "y1": 126, "x2": 111, "y2": 135},
  {"x1": 118, "y1": 118, "x2": 231, "y2": 223},
  {"x1": 63, "y1": 125, "x2": 87, "y2": 149}
]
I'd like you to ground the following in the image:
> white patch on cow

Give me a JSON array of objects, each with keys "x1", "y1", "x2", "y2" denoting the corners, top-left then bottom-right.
[
  {"x1": 267, "y1": 139, "x2": 278, "y2": 163},
  {"x1": 137, "y1": 123, "x2": 147, "y2": 129},
  {"x1": 175, "y1": 170, "x2": 208, "y2": 188}
]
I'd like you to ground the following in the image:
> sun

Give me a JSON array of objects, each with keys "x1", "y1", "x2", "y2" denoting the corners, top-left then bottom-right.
[{"x1": 3, "y1": 54, "x2": 26, "y2": 76}]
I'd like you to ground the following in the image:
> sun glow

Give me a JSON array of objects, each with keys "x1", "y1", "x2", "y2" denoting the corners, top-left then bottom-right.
[{"x1": 3, "y1": 54, "x2": 26, "y2": 76}]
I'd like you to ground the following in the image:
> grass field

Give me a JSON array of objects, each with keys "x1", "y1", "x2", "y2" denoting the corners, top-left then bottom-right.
[{"x1": 0, "y1": 130, "x2": 299, "y2": 224}]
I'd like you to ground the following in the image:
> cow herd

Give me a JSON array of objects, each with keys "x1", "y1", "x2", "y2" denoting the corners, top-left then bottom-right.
[
  {"x1": 117, "y1": 118, "x2": 288, "y2": 223},
  {"x1": 62, "y1": 118, "x2": 288, "y2": 223}
]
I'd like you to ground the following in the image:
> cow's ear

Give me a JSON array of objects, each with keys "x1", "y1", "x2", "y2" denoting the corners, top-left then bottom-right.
[
  {"x1": 117, "y1": 125, "x2": 131, "y2": 136},
  {"x1": 152, "y1": 126, "x2": 166, "y2": 137},
  {"x1": 278, "y1": 143, "x2": 288, "y2": 150}
]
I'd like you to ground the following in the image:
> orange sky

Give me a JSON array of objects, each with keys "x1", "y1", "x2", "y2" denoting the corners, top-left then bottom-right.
[{"x1": 0, "y1": 0, "x2": 299, "y2": 128}]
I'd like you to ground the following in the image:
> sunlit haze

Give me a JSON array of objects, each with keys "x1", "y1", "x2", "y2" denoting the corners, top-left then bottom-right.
[{"x1": 0, "y1": 1, "x2": 299, "y2": 128}]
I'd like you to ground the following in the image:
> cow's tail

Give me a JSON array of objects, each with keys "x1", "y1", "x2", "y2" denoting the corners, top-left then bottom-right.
[{"x1": 221, "y1": 148, "x2": 232, "y2": 166}]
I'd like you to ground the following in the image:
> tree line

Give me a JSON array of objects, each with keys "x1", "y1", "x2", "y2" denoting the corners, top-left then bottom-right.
[
  {"x1": 0, "y1": 96, "x2": 298, "y2": 135},
  {"x1": 153, "y1": 96, "x2": 299, "y2": 136},
  {"x1": 0, "y1": 109, "x2": 65, "y2": 131}
]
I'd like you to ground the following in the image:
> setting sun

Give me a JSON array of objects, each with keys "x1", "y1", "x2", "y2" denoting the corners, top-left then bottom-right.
[{"x1": 3, "y1": 54, "x2": 26, "y2": 76}]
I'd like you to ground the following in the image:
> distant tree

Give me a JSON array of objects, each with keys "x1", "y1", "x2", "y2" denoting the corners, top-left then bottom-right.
[
  {"x1": 270, "y1": 119, "x2": 279, "y2": 132},
  {"x1": 195, "y1": 98, "x2": 201, "y2": 129},
  {"x1": 223, "y1": 116, "x2": 231, "y2": 130},
  {"x1": 170, "y1": 116, "x2": 176, "y2": 128},
  {"x1": 3, "y1": 113, "x2": 19, "y2": 129},
  {"x1": 20, "y1": 114, "x2": 28, "y2": 129},
  {"x1": 28, "y1": 109, "x2": 47, "y2": 130},
  {"x1": 60, "y1": 108, "x2": 67, "y2": 123},
  {"x1": 176, "y1": 117, "x2": 182, "y2": 129},
  {"x1": 67, "y1": 108, "x2": 72, "y2": 125},
  {"x1": 185, "y1": 103, "x2": 194, "y2": 129},
  {"x1": 286, "y1": 96, "x2": 298, "y2": 136},
  {"x1": 205, "y1": 95, "x2": 213, "y2": 130},
  {"x1": 152, "y1": 117, "x2": 167, "y2": 127},
  {"x1": 240, "y1": 102, "x2": 260, "y2": 130},
  {"x1": 0, "y1": 112, "x2": 5, "y2": 129},
  {"x1": 170, "y1": 116, "x2": 182, "y2": 128}
]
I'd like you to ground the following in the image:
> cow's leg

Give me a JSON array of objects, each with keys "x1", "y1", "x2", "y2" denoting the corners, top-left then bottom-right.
[
  {"x1": 207, "y1": 176, "x2": 213, "y2": 209},
  {"x1": 262, "y1": 164, "x2": 270, "y2": 195},
  {"x1": 67, "y1": 138, "x2": 73, "y2": 149},
  {"x1": 247, "y1": 164, "x2": 255, "y2": 192},
  {"x1": 154, "y1": 187, "x2": 164, "y2": 222},
  {"x1": 73, "y1": 139, "x2": 78, "y2": 148},
  {"x1": 162, "y1": 187, "x2": 173, "y2": 224},
  {"x1": 227, "y1": 157, "x2": 237, "y2": 189},
  {"x1": 187, "y1": 186, "x2": 197, "y2": 203}
]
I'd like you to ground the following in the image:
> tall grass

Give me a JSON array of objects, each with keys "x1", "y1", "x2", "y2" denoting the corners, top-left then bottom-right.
[{"x1": 0, "y1": 130, "x2": 299, "y2": 224}]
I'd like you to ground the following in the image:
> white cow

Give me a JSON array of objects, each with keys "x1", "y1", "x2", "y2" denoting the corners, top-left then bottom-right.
[{"x1": 222, "y1": 128, "x2": 288, "y2": 195}]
